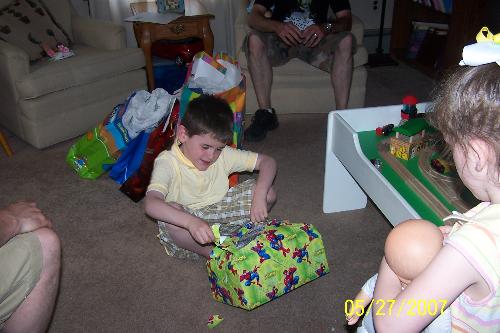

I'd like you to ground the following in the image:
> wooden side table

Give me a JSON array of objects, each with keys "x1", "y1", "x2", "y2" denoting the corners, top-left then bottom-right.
[{"x1": 130, "y1": 3, "x2": 214, "y2": 91}]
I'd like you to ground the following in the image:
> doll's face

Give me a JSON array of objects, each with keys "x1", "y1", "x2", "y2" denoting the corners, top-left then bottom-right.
[{"x1": 385, "y1": 220, "x2": 443, "y2": 283}]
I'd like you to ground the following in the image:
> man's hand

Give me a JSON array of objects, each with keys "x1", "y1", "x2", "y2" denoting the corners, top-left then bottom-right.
[
  {"x1": 0, "y1": 201, "x2": 52, "y2": 246},
  {"x1": 276, "y1": 22, "x2": 302, "y2": 47},
  {"x1": 187, "y1": 218, "x2": 214, "y2": 245},
  {"x1": 5, "y1": 201, "x2": 52, "y2": 234},
  {"x1": 302, "y1": 24, "x2": 324, "y2": 48}
]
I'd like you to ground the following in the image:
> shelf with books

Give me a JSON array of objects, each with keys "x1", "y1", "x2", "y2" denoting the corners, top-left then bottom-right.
[
  {"x1": 390, "y1": 0, "x2": 487, "y2": 78},
  {"x1": 411, "y1": 0, "x2": 452, "y2": 15}
]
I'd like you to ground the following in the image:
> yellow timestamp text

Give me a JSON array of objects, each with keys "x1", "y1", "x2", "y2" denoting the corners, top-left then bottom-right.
[{"x1": 345, "y1": 299, "x2": 447, "y2": 317}]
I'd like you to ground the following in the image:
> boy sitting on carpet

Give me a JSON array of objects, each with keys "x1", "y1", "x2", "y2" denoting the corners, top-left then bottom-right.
[{"x1": 145, "y1": 95, "x2": 277, "y2": 260}]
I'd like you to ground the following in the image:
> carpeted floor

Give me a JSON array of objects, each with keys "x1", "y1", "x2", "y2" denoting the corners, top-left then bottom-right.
[{"x1": 0, "y1": 62, "x2": 435, "y2": 332}]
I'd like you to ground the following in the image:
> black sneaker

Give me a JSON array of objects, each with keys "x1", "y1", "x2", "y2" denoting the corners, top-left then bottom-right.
[{"x1": 244, "y1": 108, "x2": 279, "y2": 142}]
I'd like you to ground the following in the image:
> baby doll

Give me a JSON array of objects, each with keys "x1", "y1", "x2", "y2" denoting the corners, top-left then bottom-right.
[{"x1": 346, "y1": 220, "x2": 451, "y2": 333}]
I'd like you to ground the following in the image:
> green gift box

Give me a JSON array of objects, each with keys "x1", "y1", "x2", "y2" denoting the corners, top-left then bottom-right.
[{"x1": 206, "y1": 219, "x2": 330, "y2": 310}]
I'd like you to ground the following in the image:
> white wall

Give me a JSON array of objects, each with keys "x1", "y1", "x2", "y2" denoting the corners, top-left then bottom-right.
[
  {"x1": 71, "y1": 0, "x2": 394, "y2": 54},
  {"x1": 350, "y1": 0, "x2": 394, "y2": 54},
  {"x1": 71, "y1": 0, "x2": 92, "y2": 17},
  {"x1": 350, "y1": 0, "x2": 394, "y2": 30}
]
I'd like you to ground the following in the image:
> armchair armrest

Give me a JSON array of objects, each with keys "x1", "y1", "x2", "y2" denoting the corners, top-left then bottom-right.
[
  {"x1": 351, "y1": 15, "x2": 365, "y2": 45},
  {"x1": 71, "y1": 16, "x2": 127, "y2": 50},
  {"x1": 0, "y1": 41, "x2": 29, "y2": 128},
  {"x1": 234, "y1": 1, "x2": 250, "y2": 58},
  {"x1": 0, "y1": 41, "x2": 29, "y2": 94}
]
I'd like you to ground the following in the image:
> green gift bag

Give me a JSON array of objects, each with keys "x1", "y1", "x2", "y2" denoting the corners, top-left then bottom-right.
[
  {"x1": 66, "y1": 103, "x2": 130, "y2": 180},
  {"x1": 206, "y1": 219, "x2": 330, "y2": 310}
]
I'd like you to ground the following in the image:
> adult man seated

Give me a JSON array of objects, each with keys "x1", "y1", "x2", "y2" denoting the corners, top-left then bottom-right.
[
  {"x1": 244, "y1": 0, "x2": 355, "y2": 142},
  {"x1": 0, "y1": 201, "x2": 61, "y2": 332}
]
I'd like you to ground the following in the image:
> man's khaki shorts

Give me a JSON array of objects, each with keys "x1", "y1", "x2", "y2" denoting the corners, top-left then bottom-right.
[
  {"x1": 0, "y1": 232, "x2": 42, "y2": 329},
  {"x1": 243, "y1": 29, "x2": 356, "y2": 72}
]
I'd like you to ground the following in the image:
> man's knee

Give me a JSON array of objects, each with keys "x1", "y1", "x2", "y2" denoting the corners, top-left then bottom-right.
[
  {"x1": 33, "y1": 228, "x2": 60, "y2": 265},
  {"x1": 247, "y1": 33, "x2": 267, "y2": 56},
  {"x1": 336, "y1": 33, "x2": 353, "y2": 54}
]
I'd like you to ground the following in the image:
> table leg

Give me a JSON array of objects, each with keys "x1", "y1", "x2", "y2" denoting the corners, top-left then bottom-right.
[
  {"x1": 140, "y1": 25, "x2": 155, "y2": 91},
  {"x1": 323, "y1": 150, "x2": 367, "y2": 213},
  {"x1": 323, "y1": 112, "x2": 367, "y2": 213},
  {"x1": 200, "y1": 18, "x2": 214, "y2": 55},
  {"x1": 0, "y1": 130, "x2": 13, "y2": 157}
]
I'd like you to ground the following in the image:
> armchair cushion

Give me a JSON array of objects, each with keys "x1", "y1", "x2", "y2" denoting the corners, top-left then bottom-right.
[
  {"x1": 0, "y1": 0, "x2": 71, "y2": 61},
  {"x1": 17, "y1": 45, "x2": 145, "y2": 99}
]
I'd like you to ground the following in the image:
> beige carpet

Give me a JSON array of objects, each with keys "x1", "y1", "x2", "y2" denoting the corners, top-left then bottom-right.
[{"x1": 0, "y1": 62, "x2": 434, "y2": 332}]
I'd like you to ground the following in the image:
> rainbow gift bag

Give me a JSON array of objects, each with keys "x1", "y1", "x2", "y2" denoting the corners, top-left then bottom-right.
[
  {"x1": 206, "y1": 218, "x2": 329, "y2": 310},
  {"x1": 180, "y1": 52, "x2": 246, "y2": 186},
  {"x1": 180, "y1": 51, "x2": 245, "y2": 149}
]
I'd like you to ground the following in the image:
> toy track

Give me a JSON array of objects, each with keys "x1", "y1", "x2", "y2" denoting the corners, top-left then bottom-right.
[
  {"x1": 418, "y1": 147, "x2": 471, "y2": 213},
  {"x1": 378, "y1": 140, "x2": 451, "y2": 220}
]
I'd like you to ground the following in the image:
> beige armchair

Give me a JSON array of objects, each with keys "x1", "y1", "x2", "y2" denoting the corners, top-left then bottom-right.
[
  {"x1": 0, "y1": 0, "x2": 147, "y2": 149},
  {"x1": 234, "y1": 1, "x2": 368, "y2": 113}
]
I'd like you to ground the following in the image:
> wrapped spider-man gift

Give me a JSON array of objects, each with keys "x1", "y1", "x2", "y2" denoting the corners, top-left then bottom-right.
[{"x1": 206, "y1": 218, "x2": 329, "y2": 310}]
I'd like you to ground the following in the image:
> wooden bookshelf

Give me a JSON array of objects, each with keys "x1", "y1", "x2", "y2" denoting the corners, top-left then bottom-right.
[{"x1": 390, "y1": 0, "x2": 488, "y2": 77}]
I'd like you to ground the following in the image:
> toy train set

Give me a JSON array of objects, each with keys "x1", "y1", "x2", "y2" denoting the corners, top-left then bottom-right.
[{"x1": 367, "y1": 96, "x2": 477, "y2": 224}]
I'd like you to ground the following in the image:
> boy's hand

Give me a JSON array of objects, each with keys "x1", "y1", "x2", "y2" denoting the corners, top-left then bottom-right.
[
  {"x1": 251, "y1": 195, "x2": 268, "y2": 223},
  {"x1": 187, "y1": 218, "x2": 214, "y2": 244}
]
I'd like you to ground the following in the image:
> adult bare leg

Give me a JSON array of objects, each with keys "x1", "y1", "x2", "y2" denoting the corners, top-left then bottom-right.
[
  {"x1": 247, "y1": 33, "x2": 273, "y2": 109},
  {"x1": 3, "y1": 228, "x2": 61, "y2": 333},
  {"x1": 331, "y1": 34, "x2": 353, "y2": 110}
]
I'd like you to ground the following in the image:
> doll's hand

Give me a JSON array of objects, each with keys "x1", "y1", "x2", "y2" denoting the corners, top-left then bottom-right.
[
  {"x1": 250, "y1": 196, "x2": 268, "y2": 223},
  {"x1": 346, "y1": 312, "x2": 361, "y2": 325},
  {"x1": 187, "y1": 218, "x2": 214, "y2": 244},
  {"x1": 439, "y1": 225, "x2": 453, "y2": 240}
]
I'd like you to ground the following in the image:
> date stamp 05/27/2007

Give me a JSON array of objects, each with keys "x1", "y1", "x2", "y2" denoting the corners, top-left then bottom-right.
[{"x1": 345, "y1": 299, "x2": 448, "y2": 318}]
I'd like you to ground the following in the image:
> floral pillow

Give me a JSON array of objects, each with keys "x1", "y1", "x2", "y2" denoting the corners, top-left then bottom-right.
[{"x1": 0, "y1": 0, "x2": 71, "y2": 61}]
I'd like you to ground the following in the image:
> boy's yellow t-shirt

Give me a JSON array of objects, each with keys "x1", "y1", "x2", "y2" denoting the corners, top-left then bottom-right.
[{"x1": 147, "y1": 142, "x2": 258, "y2": 209}]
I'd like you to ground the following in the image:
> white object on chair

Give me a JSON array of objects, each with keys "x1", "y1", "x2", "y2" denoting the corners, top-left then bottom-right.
[{"x1": 184, "y1": 0, "x2": 209, "y2": 16}]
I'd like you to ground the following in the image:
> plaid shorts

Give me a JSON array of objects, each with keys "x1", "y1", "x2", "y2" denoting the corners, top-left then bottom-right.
[
  {"x1": 243, "y1": 29, "x2": 356, "y2": 72},
  {"x1": 157, "y1": 178, "x2": 256, "y2": 260}
]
